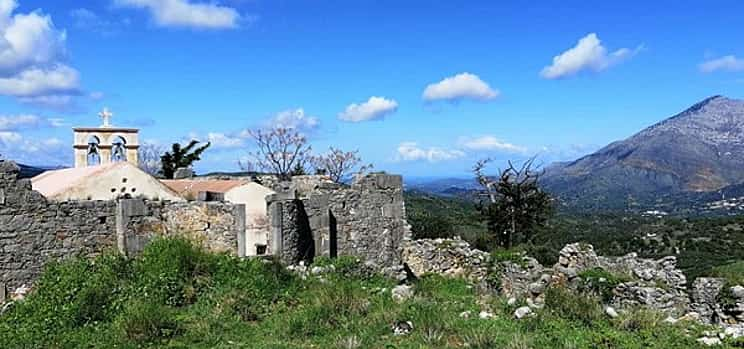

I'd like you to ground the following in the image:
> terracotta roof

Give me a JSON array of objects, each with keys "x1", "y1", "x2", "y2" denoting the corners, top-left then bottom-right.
[
  {"x1": 160, "y1": 179, "x2": 249, "y2": 196},
  {"x1": 31, "y1": 162, "x2": 127, "y2": 197}
]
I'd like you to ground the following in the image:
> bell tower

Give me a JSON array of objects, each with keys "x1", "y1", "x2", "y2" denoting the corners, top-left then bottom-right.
[{"x1": 73, "y1": 108, "x2": 140, "y2": 168}]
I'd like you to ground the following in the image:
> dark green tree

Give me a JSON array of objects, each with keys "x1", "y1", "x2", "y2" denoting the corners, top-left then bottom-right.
[
  {"x1": 159, "y1": 140, "x2": 211, "y2": 179},
  {"x1": 473, "y1": 157, "x2": 553, "y2": 249}
]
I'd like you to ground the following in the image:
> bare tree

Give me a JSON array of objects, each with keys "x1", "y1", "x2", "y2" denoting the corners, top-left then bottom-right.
[
  {"x1": 473, "y1": 157, "x2": 553, "y2": 248},
  {"x1": 138, "y1": 143, "x2": 164, "y2": 176},
  {"x1": 312, "y1": 147, "x2": 372, "y2": 183},
  {"x1": 242, "y1": 127, "x2": 312, "y2": 180}
]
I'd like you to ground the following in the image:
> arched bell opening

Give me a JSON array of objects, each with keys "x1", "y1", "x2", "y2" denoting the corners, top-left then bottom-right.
[
  {"x1": 87, "y1": 135, "x2": 101, "y2": 166},
  {"x1": 111, "y1": 136, "x2": 127, "y2": 163}
]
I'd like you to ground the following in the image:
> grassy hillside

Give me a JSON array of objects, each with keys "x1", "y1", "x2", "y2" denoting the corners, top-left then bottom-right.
[{"x1": 0, "y1": 238, "x2": 720, "y2": 348}]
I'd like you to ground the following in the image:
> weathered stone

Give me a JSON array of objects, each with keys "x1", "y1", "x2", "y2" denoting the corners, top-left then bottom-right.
[
  {"x1": 391, "y1": 284, "x2": 414, "y2": 303},
  {"x1": 478, "y1": 311, "x2": 494, "y2": 319},
  {"x1": 402, "y1": 237, "x2": 490, "y2": 283},
  {"x1": 392, "y1": 320, "x2": 413, "y2": 336},
  {"x1": 605, "y1": 306, "x2": 619, "y2": 318},
  {"x1": 514, "y1": 306, "x2": 532, "y2": 319},
  {"x1": 697, "y1": 337, "x2": 722, "y2": 346}
]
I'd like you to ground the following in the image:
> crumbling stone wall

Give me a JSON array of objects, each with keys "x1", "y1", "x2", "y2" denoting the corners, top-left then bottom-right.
[
  {"x1": 267, "y1": 173, "x2": 411, "y2": 268},
  {"x1": 402, "y1": 238, "x2": 490, "y2": 281},
  {"x1": 0, "y1": 161, "x2": 247, "y2": 293},
  {"x1": 118, "y1": 199, "x2": 246, "y2": 257},
  {"x1": 0, "y1": 161, "x2": 117, "y2": 290}
]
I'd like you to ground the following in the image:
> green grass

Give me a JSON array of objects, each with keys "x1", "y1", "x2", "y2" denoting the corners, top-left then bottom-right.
[{"x1": 0, "y1": 238, "x2": 725, "y2": 348}]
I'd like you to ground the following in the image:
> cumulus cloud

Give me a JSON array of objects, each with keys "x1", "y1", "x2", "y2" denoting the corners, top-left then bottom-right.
[
  {"x1": 396, "y1": 142, "x2": 465, "y2": 162},
  {"x1": 422, "y1": 73, "x2": 499, "y2": 102},
  {"x1": 338, "y1": 96, "x2": 398, "y2": 122},
  {"x1": 0, "y1": 65, "x2": 79, "y2": 97},
  {"x1": 115, "y1": 0, "x2": 241, "y2": 29},
  {"x1": 0, "y1": 1, "x2": 81, "y2": 107},
  {"x1": 206, "y1": 132, "x2": 243, "y2": 148},
  {"x1": 459, "y1": 135, "x2": 526, "y2": 153},
  {"x1": 0, "y1": 131, "x2": 69, "y2": 165},
  {"x1": 540, "y1": 33, "x2": 640, "y2": 79},
  {"x1": 699, "y1": 55, "x2": 744, "y2": 73},
  {"x1": 0, "y1": 114, "x2": 63, "y2": 131},
  {"x1": 258, "y1": 108, "x2": 320, "y2": 134}
]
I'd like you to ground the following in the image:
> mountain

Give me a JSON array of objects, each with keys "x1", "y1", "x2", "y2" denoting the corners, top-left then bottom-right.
[{"x1": 542, "y1": 95, "x2": 744, "y2": 211}]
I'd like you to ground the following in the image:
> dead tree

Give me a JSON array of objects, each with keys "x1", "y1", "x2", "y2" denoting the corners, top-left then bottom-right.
[
  {"x1": 243, "y1": 127, "x2": 312, "y2": 180},
  {"x1": 473, "y1": 157, "x2": 553, "y2": 248},
  {"x1": 312, "y1": 147, "x2": 372, "y2": 183}
]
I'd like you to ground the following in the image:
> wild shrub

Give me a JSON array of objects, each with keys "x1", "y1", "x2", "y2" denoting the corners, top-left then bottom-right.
[
  {"x1": 542, "y1": 286, "x2": 604, "y2": 326},
  {"x1": 114, "y1": 299, "x2": 181, "y2": 343},
  {"x1": 131, "y1": 237, "x2": 215, "y2": 306},
  {"x1": 576, "y1": 267, "x2": 630, "y2": 303}
]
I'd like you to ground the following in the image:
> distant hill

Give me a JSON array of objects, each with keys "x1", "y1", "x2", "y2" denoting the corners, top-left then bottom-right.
[{"x1": 542, "y1": 96, "x2": 744, "y2": 211}]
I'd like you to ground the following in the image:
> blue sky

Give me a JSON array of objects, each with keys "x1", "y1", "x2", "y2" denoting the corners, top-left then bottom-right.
[{"x1": 0, "y1": 0, "x2": 743, "y2": 177}]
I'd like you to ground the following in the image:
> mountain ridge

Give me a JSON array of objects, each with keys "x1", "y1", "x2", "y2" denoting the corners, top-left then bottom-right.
[{"x1": 542, "y1": 95, "x2": 744, "y2": 210}]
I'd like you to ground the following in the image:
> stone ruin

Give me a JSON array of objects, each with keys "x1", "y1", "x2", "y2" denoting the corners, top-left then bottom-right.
[
  {"x1": 0, "y1": 161, "x2": 246, "y2": 298},
  {"x1": 0, "y1": 161, "x2": 412, "y2": 302},
  {"x1": 401, "y1": 237, "x2": 744, "y2": 329},
  {"x1": 265, "y1": 173, "x2": 411, "y2": 268}
]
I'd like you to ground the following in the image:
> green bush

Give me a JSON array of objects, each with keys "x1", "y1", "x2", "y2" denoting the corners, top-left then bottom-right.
[
  {"x1": 542, "y1": 286, "x2": 605, "y2": 326},
  {"x1": 711, "y1": 261, "x2": 744, "y2": 286},
  {"x1": 577, "y1": 267, "x2": 630, "y2": 302},
  {"x1": 115, "y1": 299, "x2": 181, "y2": 343}
]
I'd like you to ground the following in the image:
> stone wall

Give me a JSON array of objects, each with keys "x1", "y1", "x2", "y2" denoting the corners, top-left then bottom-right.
[
  {"x1": 266, "y1": 173, "x2": 411, "y2": 268},
  {"x1": 0, "y1": 161, "x2": 117, "y2": 290},
  {"x1": 0, "y1": 161, "x2": 246, "y2": 292},
  {"x1": 401, "y1": 238, "x2": 490, "y2": 281},
  {"x1": 118, "y1": 199, "x2": 246, "y2": 257}
]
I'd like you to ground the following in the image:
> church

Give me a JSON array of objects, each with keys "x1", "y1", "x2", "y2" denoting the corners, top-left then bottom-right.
[{"x1": 31, "y1": 108, "x2": 182, "y2": 202}]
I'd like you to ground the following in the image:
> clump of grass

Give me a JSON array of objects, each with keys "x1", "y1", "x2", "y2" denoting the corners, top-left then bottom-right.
[
  {"x1": 577, "y1": 267, "x2": 631, "y2": 302},
  {"x1": 541, "y1": 286, "x2": 605, "y2": 326}
]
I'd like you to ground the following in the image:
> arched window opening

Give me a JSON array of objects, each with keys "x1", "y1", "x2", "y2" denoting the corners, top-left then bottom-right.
[
  {"x1": 111, "y1": 136, "x2": 127, "y2": 163},
  {"x1": 87, "y1": 135, "x2": 101, "y2": 166}
]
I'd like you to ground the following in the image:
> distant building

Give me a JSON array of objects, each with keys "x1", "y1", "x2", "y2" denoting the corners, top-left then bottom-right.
[
  {"x1": 160, "y1": 179, "x2": 275, "y2": 256},
  {"x1": 32, "y1": 162, "x2": 183, "y2": 202}
]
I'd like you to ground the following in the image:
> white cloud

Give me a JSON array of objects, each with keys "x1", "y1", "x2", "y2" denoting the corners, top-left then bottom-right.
[
  {"x1": 115, "y1": 0, "x2": 241, "y2": 29},
  {"x1": 459, "y1": 135, "x2": 526, "y2": 153},
  {"x1": 699, "y1": 55, "x2": 744, "y2": 73},
  {"x1": 338, "y1": 96, "x2": 398, "y2": 122},
  {"x1": 0, "y1": 64, "x2": 79, "y2": 97},
  {"x1": 0, "y1": 1, "x2": 81, "y2": 107},
  {"x1": 422, "y1": 73, "x2": 499, "y2": 102},
  {"x1": 0, "y1": 132, "x2": 70, "y2": 165},
  {"x1": 206, "y1": 132, "x2": 243, "y2": 148},
  {"x1": 0, "y1": 130, "x2": 20, "y2": 143},
  {"x1": 260, "y1": 108, "x2": 320, "y2": 133},
  {"x1": 540, "y1": 33, "x2": 640, "y2": 79},
  {"x1": 0, "y1": 114, "x2": 62, "y2": 131},
  {"x1": 396, "y1": 142, "x2": 465, "y2": 162}
]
